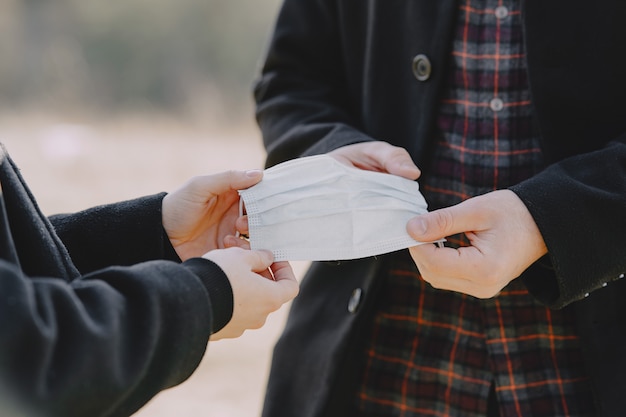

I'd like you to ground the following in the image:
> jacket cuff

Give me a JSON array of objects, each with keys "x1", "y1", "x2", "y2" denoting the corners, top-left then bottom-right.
[
  {"x1": 183, "y1": 257, "x2": 234, "y2": 333},
  {"x1": 161, "y1": 228, "x2": 182, "y2": 263}
]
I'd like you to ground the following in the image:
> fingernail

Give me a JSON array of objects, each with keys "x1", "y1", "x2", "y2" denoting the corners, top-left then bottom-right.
[
  {"x1": 410, "y1": 218, "x2": 427, "y2": 235},
  {"x1": 246, "y1": 169, "x2": 262, "y2": 177}
]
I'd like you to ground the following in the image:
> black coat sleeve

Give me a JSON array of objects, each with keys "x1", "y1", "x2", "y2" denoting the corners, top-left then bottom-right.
[
  {"x1": 49, "y1": 193, "x2": 179, "y2": 274},
  {"x1": 0, "y1": 190, "x2": 234, "y2": 416},
  {"x1": 0, "y1": 255, "x2": 232, "y2": 417},
  {"x1": 511, "y1": 136, "x2": 626, "y2": 309},
  {"x1": 254, "y1": 0, "x2": 377, "y2": 167}
]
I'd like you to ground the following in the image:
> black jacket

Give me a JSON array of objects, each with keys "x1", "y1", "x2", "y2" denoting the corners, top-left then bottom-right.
[
  {"x1": 254, "y1": 0, "x2": 626, "y2": 415},
  {"x1": 0, "y1": 145, "x2": 233, "y2": 417}
]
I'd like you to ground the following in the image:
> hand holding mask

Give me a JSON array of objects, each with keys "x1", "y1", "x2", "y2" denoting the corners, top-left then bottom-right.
[{"x1": 238, "y1": 155, "x2": 441, "y2": 261}]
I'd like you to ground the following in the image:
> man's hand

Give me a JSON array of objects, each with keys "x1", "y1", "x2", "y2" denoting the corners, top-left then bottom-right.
[
  {"x1": 328, "y1": 141, "x2": 421, "y2": 180},
  {"x1": 407, "y1": 190, "x2": 547, "y2": 298},
  {"x1": 162, "y1": 170, "x2": 263, "y2": 261}
]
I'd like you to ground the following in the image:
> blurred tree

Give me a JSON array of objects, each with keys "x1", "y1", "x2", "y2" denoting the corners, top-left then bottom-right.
[{"x1": 0, "y1": 0, "x2": 281, "y2": 125}]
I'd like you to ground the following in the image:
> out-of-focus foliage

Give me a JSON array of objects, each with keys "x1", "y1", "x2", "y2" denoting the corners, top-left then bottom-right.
[{"x1": 0, "y1": 0, "x2": 281, "y2": 123}]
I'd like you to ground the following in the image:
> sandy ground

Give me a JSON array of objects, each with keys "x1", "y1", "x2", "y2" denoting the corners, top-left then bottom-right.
[{"x1": 0, "y1": 116, "x2": 309, "y2": 417}]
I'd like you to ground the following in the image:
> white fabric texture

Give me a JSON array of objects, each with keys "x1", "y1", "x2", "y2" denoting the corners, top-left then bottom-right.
[{"x1": 238, "y1": 155, "x2": 434, "y2": 261}]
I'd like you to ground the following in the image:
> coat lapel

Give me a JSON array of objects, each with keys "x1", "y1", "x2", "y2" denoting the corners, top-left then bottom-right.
[
  {"x1": 0, "y1": 144, "x2": 79, "y2": 279},
  {"x1": 0, "y1": 147, "x2": 20, "y2": 266}
]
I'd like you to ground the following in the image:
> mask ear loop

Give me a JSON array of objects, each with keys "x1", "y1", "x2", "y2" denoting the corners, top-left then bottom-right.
[{"x1": 235, "y1": 198, "x2": 243, "y2": 239}]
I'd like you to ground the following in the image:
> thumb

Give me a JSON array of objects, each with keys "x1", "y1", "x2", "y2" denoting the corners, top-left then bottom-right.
[
  {"x1": 384, "y1": 153, "x2": 421, "y2": 180},
  {"x1": 191, "y1": 169, "x2": 263, "y2": 196},
  {"x1": 376, "y1": 145, "x2": 420, "y2": 180},
  {"x1": 227, "y1": 169, "x2": 264, "y2": 191},
  {"x1": 407, "y1": 204, "x2": 472, "y2": 242}
]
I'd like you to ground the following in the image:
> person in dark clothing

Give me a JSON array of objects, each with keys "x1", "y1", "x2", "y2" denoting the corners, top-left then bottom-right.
[
  {"x1": 0, "y1": 143, "x2": 299, "y2": 417},
  {"x1": 252, "y1": 0, "x2": 626, "y2": 416}
]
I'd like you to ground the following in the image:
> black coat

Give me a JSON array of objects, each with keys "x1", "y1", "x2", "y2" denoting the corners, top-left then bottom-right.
[
  {"x1": 254, "y1": 0, "x2": 626, "y2": 415},
  {"x1": 0, "y1": 145, "x2": 232, "y2": 417}
]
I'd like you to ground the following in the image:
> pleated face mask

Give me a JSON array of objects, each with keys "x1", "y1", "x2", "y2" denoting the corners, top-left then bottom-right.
[{"x1": 238, "y1": 154, "x2": 438, "y2": 261}]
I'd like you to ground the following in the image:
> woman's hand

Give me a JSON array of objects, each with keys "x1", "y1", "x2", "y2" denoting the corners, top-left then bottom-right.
[
  {"x1": 205, "y1": 247, "x2": 299, "y2": 340},
  {"x1": 162, "y1": 170, "x2": 262, "y2": 261}
]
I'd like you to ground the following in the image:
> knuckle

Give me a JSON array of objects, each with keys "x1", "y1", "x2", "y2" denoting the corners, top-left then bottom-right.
[
  {"x1": 434, "y1": 210, "x2": 455, "y2": 233},
  {"x1": 391, "y1": 146, "x2": 411, "y2": 159},
  {"x1": 221, "y1": 170, "x2": 239, "y2": 188}
]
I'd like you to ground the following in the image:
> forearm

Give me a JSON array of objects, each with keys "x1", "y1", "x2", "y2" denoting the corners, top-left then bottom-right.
[
  {"x1": 0, "y1": 257, "x2": 231, "y2": 417},
  {"x1": 50, "y1": 193, "x2": 178, "y2": 273},
  {"x1": 255, "y1": 0, "x2": 375, "y2": 166}
]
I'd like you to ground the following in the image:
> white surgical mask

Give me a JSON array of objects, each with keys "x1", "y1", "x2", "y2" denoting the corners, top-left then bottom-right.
[{"x1": 238, "y1": 154, "x2": 438, "y2": 261}]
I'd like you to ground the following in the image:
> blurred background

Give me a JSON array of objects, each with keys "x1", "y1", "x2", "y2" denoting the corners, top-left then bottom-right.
[
  {"x1": 0, "y1": 1, "x2": 309, "y2": 416},
  {"x1": 0, "y1": 0, "x2": 281, "y2": 126}
]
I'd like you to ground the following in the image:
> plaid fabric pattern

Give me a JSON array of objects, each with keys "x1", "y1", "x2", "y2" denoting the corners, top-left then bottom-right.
[{"x1": 355, "y1": 1, "x2": 595, "y2": 416}]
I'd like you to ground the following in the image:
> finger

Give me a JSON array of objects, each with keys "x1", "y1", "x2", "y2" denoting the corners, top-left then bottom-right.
[
  {"x1": 269, "y1": 261, "x2": 297, "y2": 283},
  {"x1": 235, "y1": 216, "x2": 249, "y2": 234},
  {"x1": 409, "y1": 245, "x2": 508, "y2": 298},
  {"x1": 409, "y1": 245, "x2": 471, "y2": 294},
  {"x1": 223, "y1": 235, "x2": 251, "y2": 249},
  {"x1": 423, "y1": 273, "x2": 500, "y2": 299},
  {"x1": 190, "y1": 170, "x2": 263, "y2": 197},
  {"x1": 409, "y1": 244, "x2": 486, "y2": 281},
  {"x1": 350, "y1": 142, "x2": 420, "y2": 179},
  {"x1": 228, "y1": 169, "x2": 263, "y2": 190},
  {"x1": 407, "y1": 200, "x2": 486, "y2": 242},
  {"x1": 334, "y1": 142, "x2": 421, "y2": 179},
  {"x1": 376, "y1": 144, "x2": 421, "y2": 180},
  {"x1": 268, "y1": 262, "x2": 300, "y2": 300}
]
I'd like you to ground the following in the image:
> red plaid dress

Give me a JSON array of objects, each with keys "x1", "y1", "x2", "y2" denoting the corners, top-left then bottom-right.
[{"x1": 355, "y1": 1, "x2": 596, "y2": 416}]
